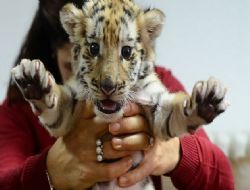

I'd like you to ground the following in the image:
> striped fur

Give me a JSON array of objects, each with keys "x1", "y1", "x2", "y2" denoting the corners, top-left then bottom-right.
[{"x1": 11, "y1": 0, "x2": 228, "y2": 189}]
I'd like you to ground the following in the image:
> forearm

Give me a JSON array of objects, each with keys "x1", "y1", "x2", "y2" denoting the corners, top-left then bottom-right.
[{"x1": 170, "y1": 132, "x2": 234, "y2": 190}]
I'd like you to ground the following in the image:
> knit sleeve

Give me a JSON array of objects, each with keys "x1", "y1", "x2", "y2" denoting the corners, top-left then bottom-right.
[
  {"x1": 170, "y1": 130, "x2": 234, "y2": 190},
  {"x1": 155, "y1": 66, "x2": 186, "y2": 93},
  {"x1": 155, "y1": 66, "x2": 234, "y2": 190},
  {"x1": 21, "y1": 148, "x2": 51, "y2": 190},
  {"x1": 0, "y1": 102, "x2": 51, "y2": 190}
]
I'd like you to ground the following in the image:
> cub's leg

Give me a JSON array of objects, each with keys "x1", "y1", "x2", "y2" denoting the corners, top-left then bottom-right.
[
  {"x1": 138, "y1": 76, "x2": 228, "y2": 140},
  {"x1": 11, "y1": 59, "x2": 76, "y2": 137}
]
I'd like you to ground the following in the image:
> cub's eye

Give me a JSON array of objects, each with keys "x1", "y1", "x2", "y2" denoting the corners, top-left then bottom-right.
[
  {"x1": 121, "y1": 46, "x2": 132, "y2": 60},
  {"x1": 89, "y1": 43, "x2": 100, "y2": 57}
]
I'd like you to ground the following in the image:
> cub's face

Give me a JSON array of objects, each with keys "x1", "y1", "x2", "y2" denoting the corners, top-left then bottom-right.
[{"x1": 60, "y1": 0, "x2": 164, "y2": 119}]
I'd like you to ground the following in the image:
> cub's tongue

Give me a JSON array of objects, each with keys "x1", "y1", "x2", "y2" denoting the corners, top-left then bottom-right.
[
  {"x1": 100, "y1": 100, "x2": 117, "y2": 111},
  {"x1": 97, "y1": 99, "x2": 122, "y2": 114}
]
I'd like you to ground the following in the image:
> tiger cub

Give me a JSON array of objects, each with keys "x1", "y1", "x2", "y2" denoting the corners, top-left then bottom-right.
[{"x1": 11, "y1": 0, "x2": 228, "y2": 189}]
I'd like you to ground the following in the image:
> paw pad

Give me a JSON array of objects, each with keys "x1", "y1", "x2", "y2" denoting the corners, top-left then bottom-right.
[{"x1": 11, "y1": 59, "x2": 54, "y2": 100}]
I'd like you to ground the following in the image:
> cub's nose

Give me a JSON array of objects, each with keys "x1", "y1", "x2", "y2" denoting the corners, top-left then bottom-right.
[{"x1": 100, "y1": 77, "x2": 116, "y2": 96}]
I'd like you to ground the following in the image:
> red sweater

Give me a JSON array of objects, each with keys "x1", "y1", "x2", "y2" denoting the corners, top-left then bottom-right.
[{"x1": 0, "y1": 66, "x2": 234, "y2": 190}]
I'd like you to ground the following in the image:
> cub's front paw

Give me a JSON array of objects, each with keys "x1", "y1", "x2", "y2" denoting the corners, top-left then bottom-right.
[
  {"x1": 185, "y1": 77, "x2": 228, "y2": 123},
  {"x1": 11, "y1": 59, "x2": 56, "y2": 109}
]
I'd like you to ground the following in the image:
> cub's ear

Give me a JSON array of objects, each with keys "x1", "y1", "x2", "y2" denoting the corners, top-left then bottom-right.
[
  {"x1": 60, "y1": 3, "x2": 85, "y2": 43},
  {"x1": 141, "y1": 9, "x2": 165, "y2": 41}
]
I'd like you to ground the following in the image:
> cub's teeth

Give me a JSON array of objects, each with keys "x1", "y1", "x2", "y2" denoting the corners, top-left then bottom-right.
[{"x1": 101, "y1": 104, "x2": 116, "y2": 111}]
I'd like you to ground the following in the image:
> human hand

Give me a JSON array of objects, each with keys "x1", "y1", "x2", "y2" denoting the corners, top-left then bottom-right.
[
  {"x1": 46, "y1": 101, "x2": 133, "y2": 190},
  {"x1": 117, "y1": 137, "x2": 181, "y2": 187},
  {"x1": 107, "y1": 103, "x2": 152, "y2": 158}
]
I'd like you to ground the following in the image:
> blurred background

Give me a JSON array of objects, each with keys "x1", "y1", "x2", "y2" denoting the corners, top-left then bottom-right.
[{"x1": 0, "y1": 0, "x2": 250, "y2": 189}]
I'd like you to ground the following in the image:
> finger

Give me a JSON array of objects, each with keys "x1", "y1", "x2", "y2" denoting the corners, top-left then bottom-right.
[
  {"x1": 109, "y1": 115, "x2": 150, "y2": 135},
  {"x1": 72, "y1": 117, "x2": 108, "y2": 140},
  {"x1": 102, "y1": 141, "x2": 132, "y2": 160},
  {"x1": 123, "y1": 103, "x2": 144, "y2": 117},
  {"x1": 82, "y1": 100, "x2": 95, "y2": 119},
  {"x1": 98, "y1": 156, "x2": 133, "y2": 182},
  {"x1": 91, "y1": 117, "x2": 110, "y2": 136},
  {"x1": 118, "y1": 158, "x2": 153, "y2": 187},
  {"x1": 112, "y1": 133, "x2": 151, "y2": 151}
]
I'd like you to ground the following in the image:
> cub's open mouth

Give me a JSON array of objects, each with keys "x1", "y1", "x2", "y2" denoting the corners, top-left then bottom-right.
[{"x1": 96, "y1": 99, "x2": 122, "y2": 114}]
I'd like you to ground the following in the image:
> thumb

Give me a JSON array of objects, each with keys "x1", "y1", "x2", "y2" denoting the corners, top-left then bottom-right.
[{"x1": 81, "y1": 100, "x2": 95, "y2": 119}]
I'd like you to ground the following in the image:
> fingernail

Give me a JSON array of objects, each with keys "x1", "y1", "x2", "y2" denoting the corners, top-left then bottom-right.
[
  {"x1": 109, "y1": 123, "x2": 120, "y2": 132},
  {"x1": 119, "y1": 176, "x2": 128, "y2": 186},
  {"x1": 113, "y1": 138, "x2": 122, "y2": 149}
]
